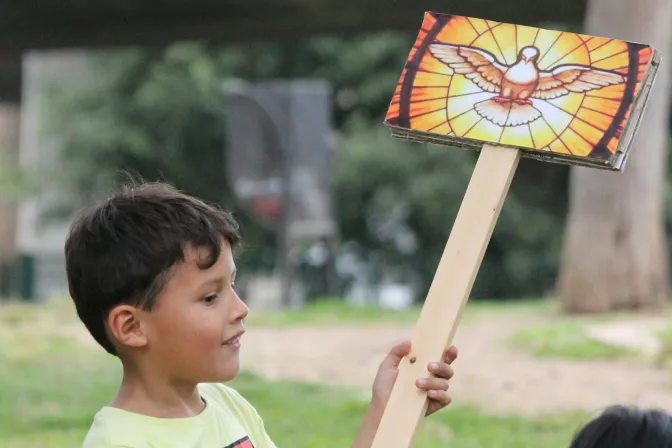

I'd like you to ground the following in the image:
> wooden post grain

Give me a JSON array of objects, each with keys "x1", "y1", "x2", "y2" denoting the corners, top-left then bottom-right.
[{"x1": 370, "y1": 144, "x2": 521, "y2": 448}]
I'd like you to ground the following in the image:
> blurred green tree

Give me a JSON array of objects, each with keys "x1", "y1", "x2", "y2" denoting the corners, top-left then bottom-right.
[
  {"x1": 39, "y1": 33, "x2": 570, "y2": 300},
  {"x1": 0, "y1": 152, "x2": 29, "y2": 199}
]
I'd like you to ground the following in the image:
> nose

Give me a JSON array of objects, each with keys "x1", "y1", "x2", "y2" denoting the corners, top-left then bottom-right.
[{"x1": 231, "y1": 289, "x2": 249, "y2": 323}]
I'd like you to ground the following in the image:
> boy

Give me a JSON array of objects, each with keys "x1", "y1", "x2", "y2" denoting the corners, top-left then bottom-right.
[{"x1": 66, "y1": 181, "x2": 458, "y2": 448}]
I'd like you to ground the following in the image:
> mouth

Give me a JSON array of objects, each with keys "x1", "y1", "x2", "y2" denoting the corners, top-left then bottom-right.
[{"x1": 223, "y1": 330, "x2": 245, "y2": 348}]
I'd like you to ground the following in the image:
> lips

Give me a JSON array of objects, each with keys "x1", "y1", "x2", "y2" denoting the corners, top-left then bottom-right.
[{"x1": 223, "y1": 330, "x2": 245, "y2": 346}]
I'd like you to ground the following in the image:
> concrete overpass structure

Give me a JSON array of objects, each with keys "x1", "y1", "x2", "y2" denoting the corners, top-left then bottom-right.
[
  {"x1": 0, "y1": 0, "x2": 588, "y2": 100},
  {"x1": 0, "y1": 0, "x2": 589, "y2": 299}
]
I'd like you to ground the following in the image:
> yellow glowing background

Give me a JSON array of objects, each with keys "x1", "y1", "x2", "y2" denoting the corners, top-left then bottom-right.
[{"x1": 386, "y1": 13, "x2": 653, "y2": 158}]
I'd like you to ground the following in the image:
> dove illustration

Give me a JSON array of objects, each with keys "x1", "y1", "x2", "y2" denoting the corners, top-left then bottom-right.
[{"x1": 428, "y1": 43, "x2": 626, "y2": 127}]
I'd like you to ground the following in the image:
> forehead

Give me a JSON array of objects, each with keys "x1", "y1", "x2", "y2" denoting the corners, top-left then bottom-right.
[
  {"x1": 188, "y1": 240, "x2": 234, "y2": 268},
  {"x1": 167, "y1": 240, "x2": 236, "y2": 287}
]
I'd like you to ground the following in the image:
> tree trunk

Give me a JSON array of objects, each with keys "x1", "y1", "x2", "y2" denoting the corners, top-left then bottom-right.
[{"x1": 557, "y1": 0, "x2": 672, "y2": 313}]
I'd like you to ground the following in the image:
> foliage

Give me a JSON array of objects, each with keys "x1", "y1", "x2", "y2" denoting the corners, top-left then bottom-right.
[
  {"x1": 335, "y1": 121, "x2": 569, "y2": 299},
  {"x1": 38, "y1": 32, "x2": 572, "y2": 300},
  {"x1": 0, "y1": 152, "x2": 33, "y2": 199},
  {"x1": 39, "y1": 44, "x2": 279, "y2": 269},
  {"x1": 40, "y1": 45, "x2": 236, "y2": 209}
]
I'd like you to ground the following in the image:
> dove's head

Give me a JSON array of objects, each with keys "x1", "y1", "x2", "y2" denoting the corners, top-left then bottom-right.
[{"x1": 519, "y1": 46, "x2": 540, "y2": 64}]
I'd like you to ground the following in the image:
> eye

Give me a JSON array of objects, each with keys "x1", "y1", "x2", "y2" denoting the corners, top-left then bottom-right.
[{"x1": 203, "y1": 294, "x2": 218, "y2": 305}]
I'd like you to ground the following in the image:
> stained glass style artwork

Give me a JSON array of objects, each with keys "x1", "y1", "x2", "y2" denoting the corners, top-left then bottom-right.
[{"x1": 385, "y1": 12, "x2": 660, "y2": 170}]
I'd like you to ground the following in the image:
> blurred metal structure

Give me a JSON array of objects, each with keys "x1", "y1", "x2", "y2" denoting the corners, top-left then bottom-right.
[{"x1": 224, "y1": 80, "x2": 337, "y2": 307}]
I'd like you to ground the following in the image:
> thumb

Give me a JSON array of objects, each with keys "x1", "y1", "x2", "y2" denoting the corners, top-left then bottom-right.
[{"x1": 380, "y1": 340, "x2": 412, "y2": 369}]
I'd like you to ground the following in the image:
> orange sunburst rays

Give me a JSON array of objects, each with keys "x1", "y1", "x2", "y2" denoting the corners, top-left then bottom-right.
[{"x1": 389, "y1": 13, "x2": 648, "y2": 158}]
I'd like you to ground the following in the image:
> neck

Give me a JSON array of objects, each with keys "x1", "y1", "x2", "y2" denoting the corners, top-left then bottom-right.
[{"x1": 110, "y1": 358, "x2": 205, "y2": 418}]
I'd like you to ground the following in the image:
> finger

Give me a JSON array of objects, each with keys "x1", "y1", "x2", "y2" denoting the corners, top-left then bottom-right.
[
  {"x1": 426, "y1": 390, "x2": 452, "y2": 415},
  {"x1": 428, "y1": 361, "x2": 454, "y2": 380},
  {"x1": 443, "y1": 345, "x2": 458, "y2": 364},
  {"x1": 416, "y1": 377, "x2": 450, "y2": 391},
  {"x1": 380, "y1": 340, "x2": 412, "y2": 369}
]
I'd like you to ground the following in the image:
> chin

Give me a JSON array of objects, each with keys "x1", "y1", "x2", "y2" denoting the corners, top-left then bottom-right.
[
  {"x1": 214, "y1": 362, "x2": 241, "y2": 382},
  {"x1": 196, "y1": 368, "x2": 239, "y2": 384},
  {"x1": 188, "y1": 352, "x2": 241, "y2": 383},
  {"x1": 222, "y1": 367, "x2": 240, "y2": 382}
]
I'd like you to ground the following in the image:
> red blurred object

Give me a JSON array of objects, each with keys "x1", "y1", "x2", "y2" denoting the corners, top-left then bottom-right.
[{"x1": 251, "y1": 197, "x2": 282, "y2": 220}]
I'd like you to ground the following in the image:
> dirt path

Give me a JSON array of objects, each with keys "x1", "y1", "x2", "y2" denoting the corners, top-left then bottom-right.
[
  {"x1": 61, "y1": 307, "x2": 672, "y2": 416},
  {"x1": 240, "y1": 314, "x2": 672, "y2": 417}
]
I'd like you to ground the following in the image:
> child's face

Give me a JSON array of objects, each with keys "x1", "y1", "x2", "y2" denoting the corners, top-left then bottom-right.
[{"x1": 140, "y1": 239, "x2": 248, "y2": 384}]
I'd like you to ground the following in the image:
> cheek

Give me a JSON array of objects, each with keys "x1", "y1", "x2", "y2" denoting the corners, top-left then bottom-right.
[{"x1": 152, "y1": 308, "x2": 223, "y2": 352}]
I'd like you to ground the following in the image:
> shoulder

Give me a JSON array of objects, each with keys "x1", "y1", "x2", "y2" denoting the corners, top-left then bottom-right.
[
  {"x1": 198, "y1": 383, "x2": 276, "y2": 447},
  {"x1": 80, "y1": 405, "x2": 204, "y2": 448},
  {"x1": 80, "y1": 408, "x2": 136, "y2": 448},
  {"x1": 198, "y1": 382, "x2": 259, "y2": 416}
]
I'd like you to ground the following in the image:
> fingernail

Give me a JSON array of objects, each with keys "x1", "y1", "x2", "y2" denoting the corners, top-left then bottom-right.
[
  {"x1": 430, "y1": 362, "x2": 439, "y2": 370},
  {"x1": 417, "y1": 379, "x2": 427, "y2": 387}
]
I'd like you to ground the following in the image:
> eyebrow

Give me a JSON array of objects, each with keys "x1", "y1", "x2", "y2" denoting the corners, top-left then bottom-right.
[{"x1": 200, "y1": 269, "x2": 237, "y2": 289}]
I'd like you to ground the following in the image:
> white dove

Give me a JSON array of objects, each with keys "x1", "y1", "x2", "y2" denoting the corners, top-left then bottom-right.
[{"x1": 427, "y1": 43, "x2": 626, "y2": 127}]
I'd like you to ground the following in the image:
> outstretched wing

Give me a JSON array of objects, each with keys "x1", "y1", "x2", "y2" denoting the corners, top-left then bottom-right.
[
  {"x1": 427, "y1": 43, "x2": 507, "y2": 93},
  {"x1": 532, "y1": 65, "x2": 626, "y2": 100}
]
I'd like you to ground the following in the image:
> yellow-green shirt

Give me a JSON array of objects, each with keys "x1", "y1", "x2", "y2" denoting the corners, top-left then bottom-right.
[{"x1": 81, "y1": 383, "x2": 276, "y2": 448}]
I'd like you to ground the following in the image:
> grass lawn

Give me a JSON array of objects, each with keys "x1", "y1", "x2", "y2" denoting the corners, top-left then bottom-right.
[
  {"x1": 246, "y1": 296, "x2": 554, "y2": 327},
  {"x1": 0, "y1": 297, "x2": 592, "y2": 447},
  {"x1": 504, "y1": 320, "x2": 639, "y2": 360},
  {"x1": 0, "y1": 346, "x2": 589, "y2": 448},
  {"x1": 504, "y1": 307, "x2": 670, "y2": 362},
  {"x1": 653, "y1": 325, "x2": 672, "y2": 369}
]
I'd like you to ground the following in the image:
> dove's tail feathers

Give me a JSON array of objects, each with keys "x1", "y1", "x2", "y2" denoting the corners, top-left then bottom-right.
[{"x1": 474, "y1": 99, "x2": 542, "y2": 127}]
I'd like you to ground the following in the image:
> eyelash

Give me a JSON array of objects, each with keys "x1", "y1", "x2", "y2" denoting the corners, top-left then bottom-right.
[{"x1": 203, "y1": 283, "x2": 237, "y2": 305}]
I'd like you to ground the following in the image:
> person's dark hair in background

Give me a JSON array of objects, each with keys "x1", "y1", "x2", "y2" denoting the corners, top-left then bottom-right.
[{"x1": 569, "y1": 405, "x2": 672, "y2": 448}]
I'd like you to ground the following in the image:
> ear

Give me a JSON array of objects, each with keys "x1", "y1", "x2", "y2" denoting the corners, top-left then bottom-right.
[{"x1": 107, "y1": 304, "x2": 148, "y2": 350}]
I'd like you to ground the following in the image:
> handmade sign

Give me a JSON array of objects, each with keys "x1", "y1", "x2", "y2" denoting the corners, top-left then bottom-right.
[
  {"x1": 385, "y1": 12, "x2": 659, "y2": 171},
  {"x1": 372, "y1": 11, "x2": 659, "y2": 448}
]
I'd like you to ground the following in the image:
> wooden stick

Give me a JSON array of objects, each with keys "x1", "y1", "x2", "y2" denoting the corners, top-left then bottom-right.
[{"x1": 370, "y1": 144, "x2": 521, "y2": 448}]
